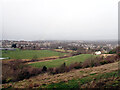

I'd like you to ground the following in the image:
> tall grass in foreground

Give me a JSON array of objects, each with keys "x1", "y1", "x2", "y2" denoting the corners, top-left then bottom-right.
[{"x1": 41, "y1": 71, "x2": 119, "y2": 88}]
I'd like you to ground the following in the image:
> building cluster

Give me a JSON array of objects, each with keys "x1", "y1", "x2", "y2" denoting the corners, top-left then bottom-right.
[
  {"x1": 2, "y1": 40, "x2": 52, "y2": 50},
  {"x1": 1, "y1": 40, "x2": 118, "y2": 53}
]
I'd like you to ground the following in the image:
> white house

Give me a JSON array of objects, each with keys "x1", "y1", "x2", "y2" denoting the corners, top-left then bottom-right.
[
  {"x1": 58, "y1": 46, "x2": 63, "y2": 49},
  {"x1": 0, "y1": 48, "x2": 16, "y2": 50},
  {"x1": 0, "y1": 58, "x2": 6, "y2": 60},
  {"x1": 95, "y1": 51, "x2": 101, "y2": 55}
]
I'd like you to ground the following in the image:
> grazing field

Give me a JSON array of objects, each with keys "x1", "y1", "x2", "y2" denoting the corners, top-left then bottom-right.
[
  {"x1": 2, "y1": 49, "x2": 67, "y2": 59},
  {"x1": 29, "y1": 54, "x2": 96, "y2": 68}
]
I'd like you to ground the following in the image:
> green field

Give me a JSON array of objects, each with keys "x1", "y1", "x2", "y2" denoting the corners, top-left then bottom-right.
[
  {"x1": 30, "y1": 54, "x2": 96, "y2": 68},
  {"x1": 2, "y1": 49, "x2": 67, "y2": 59}
]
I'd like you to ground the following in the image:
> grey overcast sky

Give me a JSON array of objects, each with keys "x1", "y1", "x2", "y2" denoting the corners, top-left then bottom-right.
[{"x1": 0, "y1": 0, "x2": 119, "y2": 40}]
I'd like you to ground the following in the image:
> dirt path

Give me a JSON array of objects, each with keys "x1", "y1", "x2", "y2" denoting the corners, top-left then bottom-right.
[
  {"x1": 26, "y1": 55, "x2": 72, "y2": 64},
  {"x1": 3, "y1": 54, "x2": 72, "y2": 64},
  {"x1": 2, "y1": 61, "x2": 118, "y2": 88},
  {"x1": 23, "y1": 54, "x2": 118, "y2": 64}
]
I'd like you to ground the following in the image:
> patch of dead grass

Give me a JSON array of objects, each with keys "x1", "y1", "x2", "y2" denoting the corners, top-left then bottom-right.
[{"x1": 2, "y1": 62, "x2": 118, "y2": 89}]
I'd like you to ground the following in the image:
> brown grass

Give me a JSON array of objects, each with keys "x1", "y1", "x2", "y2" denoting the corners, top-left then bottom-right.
[{"x1": 2, "y1": 62, "x2": 118, "y2": 88}]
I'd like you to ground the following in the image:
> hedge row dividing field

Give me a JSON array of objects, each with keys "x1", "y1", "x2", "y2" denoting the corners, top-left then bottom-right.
[
  {"x1": 2, "y1": 49, "x2": 67, "y2": 59},
  {"x1": 29, "y1": 54, "x2": 96, "y2": 68}
]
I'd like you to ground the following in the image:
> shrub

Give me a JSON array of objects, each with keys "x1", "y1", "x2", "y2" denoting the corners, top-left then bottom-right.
[
  {"x1": 2, "y1": 60, "x2": 42, "y2": 83},
  {"x1": 109, "y1": 51, "x2": 116, "y2": 54},
  {"x1": 69, "y1": 62, "x2": 82, "y2": 69},
  {"x1": 71, "y1": 52, "x2": 81, "y2": 56},
  {"x1": 82, "y1": 55, "x2": 118, "y2": 68},
  {"x1": 100, "y1": 60, "x2": 107, "y2": 65},
  {"x1": 48, "y1": 62, "x2": 70, "y2": 74},
  {"x1": 42, "y1": 66, "x2": 47, "y2": 72},
  {"x1": 49, "y1": 55, "x2": 119, "y2": 75}
]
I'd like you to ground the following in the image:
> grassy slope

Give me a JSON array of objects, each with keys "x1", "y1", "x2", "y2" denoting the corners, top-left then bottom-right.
[
  {"x1": 2, "y1": 49, "x2": 66, "y2": 59},
  {"x1": 29, "y1": 54, "x2": 96, "y2": 68},
  {"x1": 2, "y1": 62, "x2": 118, "y2": 89},
  {"x1": 43, "y1": 71, "x2": 119, "y2": 88}
]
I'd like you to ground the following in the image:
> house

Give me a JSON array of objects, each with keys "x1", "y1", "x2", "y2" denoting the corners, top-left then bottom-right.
[
  {"x1": 95, "y1": 51, "x2": 101, "y2": 55},
  {"x1": 1, "y1": 48, "x2": 16, "y2": 50},
  {"x1": 0, "y1": 58, "x2": 7, "y2": 60},
  {"x1": 58, "y1": 46, "x2": 63, "y2": 49}
]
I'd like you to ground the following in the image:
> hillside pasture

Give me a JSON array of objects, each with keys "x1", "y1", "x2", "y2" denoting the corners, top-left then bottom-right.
[
  {"x1": 2, "y1": 62, "x2": 118, "y2": 89},
  {"x1": 29, "y1": 54, "x2": 96, "y2": 68},
  {"x1": 2, "y1": 49, "x2": 67, "y2": 59}
]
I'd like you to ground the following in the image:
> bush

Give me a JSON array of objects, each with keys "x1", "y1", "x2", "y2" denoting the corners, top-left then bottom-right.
[
  {"x1": 82, "y1": 55, "x2": 118, "y2": 68},
  {"x1": 48, "y1": 55, "x2": 119, "y2": 75},
  {"x1": 69, "y1": 62, "x2": 82, "y2": 69},
  {"x1": 48, "y1": 62, "x2": 70, "y2": 74},
  {"x1": 71, "y1": 52, "x2": 81, "y2": 56},
  {"x1": 42, "y1": 66, "x2": 47, "y2": 72},
  {"x1": 2, "y1": 60, "x2": 42, "y2": 83}
]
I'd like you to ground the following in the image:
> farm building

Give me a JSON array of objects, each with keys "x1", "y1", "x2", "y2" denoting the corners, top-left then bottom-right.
[
  {"x1": 58, "y1": 46, "x2": 63, "y2": 49},
  {"x1": 95, "y1": 51, "x2": 101, "y2": 55},
  {"x1": 0, "y1": 48, "x2": 16, "y2": 51},
  {"x1": 0, "y1": 58, "x2": 6, "y2": 60}
]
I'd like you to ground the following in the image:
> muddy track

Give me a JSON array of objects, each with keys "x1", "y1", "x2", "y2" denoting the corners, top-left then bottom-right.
[
  {"x1": 26, "y1": 54, "x2": 72, "y2": 64},
  {"x1": 2, "y1": 61, "x2": 119, "y2": 88},
  {"x1": 3, "y1": 54, "x2": 72, "y2": 64}
]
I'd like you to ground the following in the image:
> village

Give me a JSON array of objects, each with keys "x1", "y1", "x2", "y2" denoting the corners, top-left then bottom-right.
[{"x1": 1, "y1": 40, "x2": 118, "y2": 54}]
